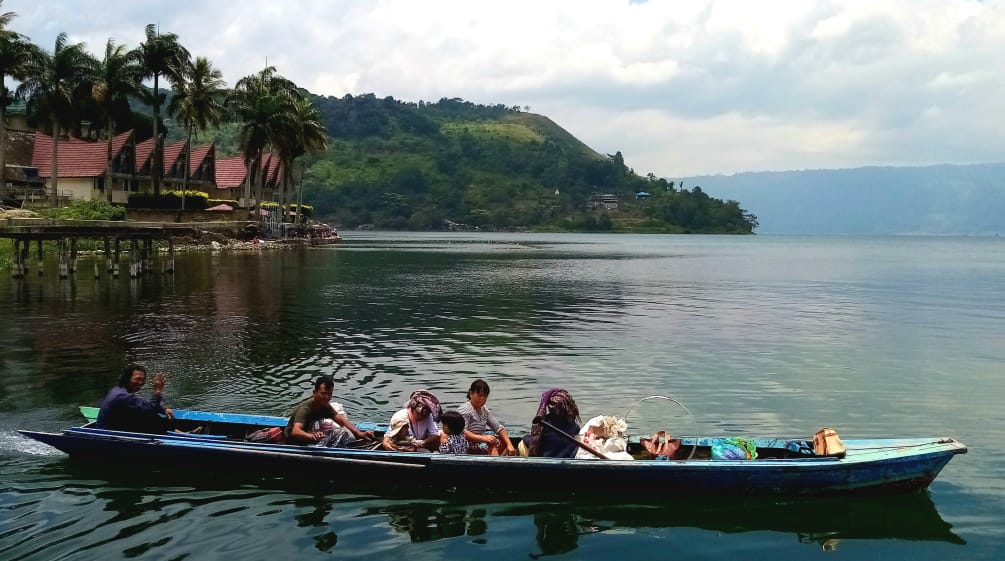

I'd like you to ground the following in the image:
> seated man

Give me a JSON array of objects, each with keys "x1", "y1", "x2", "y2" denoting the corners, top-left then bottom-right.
[
  {"x1": 285, "y1": 375, "x2": 375, "y2": 446},
  {"x1": 96, "y1": 364, "x2": 175, "y2": 433}
]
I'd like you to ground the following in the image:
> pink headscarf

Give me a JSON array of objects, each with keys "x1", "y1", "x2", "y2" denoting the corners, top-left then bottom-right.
[
  {"x1": 526, "y1": 389, "x2": 580, "y2": 455},
  {"x1": 406, "y1": 389, "x2": 442, "y2": 422}
]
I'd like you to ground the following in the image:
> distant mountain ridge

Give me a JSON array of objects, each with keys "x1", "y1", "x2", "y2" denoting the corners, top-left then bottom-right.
[{"x1": 686, "y1": 163, "x2": 1005, "y2": 235}]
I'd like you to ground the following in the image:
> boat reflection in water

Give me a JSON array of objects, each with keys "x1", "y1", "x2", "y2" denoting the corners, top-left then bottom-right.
[
  {"x1": 30, "y1": 461, "x2": 963, "y2": 557},
  {"x1": 368, "y1": 493, "x2": 964, "y2": 556}
]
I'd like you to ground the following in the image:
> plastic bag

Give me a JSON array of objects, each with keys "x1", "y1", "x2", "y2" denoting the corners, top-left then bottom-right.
[
  {"x1": 711, "y1": 437, "x2": 757, "y2": 460},
  {"x1": 576, "y1": 415, "x2": 634, "y2": 460}
]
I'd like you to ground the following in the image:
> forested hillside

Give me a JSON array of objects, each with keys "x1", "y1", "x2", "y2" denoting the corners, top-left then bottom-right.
[
  {"x1": 196, "y1": 94, "x2": 757, "y2": 233},
  {"x1": 295, "y1": 94, "x2": 756, "y2": 232}
]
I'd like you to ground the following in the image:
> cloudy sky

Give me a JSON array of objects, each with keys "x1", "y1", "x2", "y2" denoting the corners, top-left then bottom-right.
[{"x1": 11, "y1": 0, "x2": 1005, "y2": 177}]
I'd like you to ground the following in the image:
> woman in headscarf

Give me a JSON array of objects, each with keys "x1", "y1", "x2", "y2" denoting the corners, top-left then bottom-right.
[
  {"x1": 382, "y1": 390, "x2": 443, "y2": 452},
  {"x1": 520, "y1": 389, "x2": 581, "y2": 458}
]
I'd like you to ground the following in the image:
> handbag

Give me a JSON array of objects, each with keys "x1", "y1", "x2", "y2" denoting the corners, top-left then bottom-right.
[
  {"x1": 641, "y1": 430, "x2": 682, "y2": 459},
  {"x1": 813, "y1": 427, "x2": 846, "y2": 458}
]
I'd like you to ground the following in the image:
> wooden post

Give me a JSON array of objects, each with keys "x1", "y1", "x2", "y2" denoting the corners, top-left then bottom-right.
[
  {"x1": 113, "y1": 238, "x2": 120, "y2": 278},
  {"x1": 58, "y1": 239, "x2": 68, "y2": 279},
  {"x1": 12, "y1": 239, "x2": 21, "y2": 279},
  {"x1": 142, "y1": 239, "x2": 152, "y2": 273},
  {"x1": 69, "y1": 238, "x2": 78, "y2": 274},
  {"x1": 94, "y1": 260, "x2": 100, "y2": 279},
  {"x1": 36, "y1": 240, "x2": 43, "y2": 276},
  {"x1": 130, "y1": 240, "x2": 139, "y2": 278},
  {"x1": 104, "y1": 237, "x2": 113, "y2": 272},
  {"x1": 166, "y1": 238, "x2": 175, "y2": 273},
  {"x1": 20, "y1": 239, "x2": 29, "y2": 276}
]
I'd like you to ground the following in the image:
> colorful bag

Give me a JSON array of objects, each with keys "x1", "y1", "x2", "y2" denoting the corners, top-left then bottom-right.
[
  {"x1": 813, "y1": 427, "x2": 846, "y2": 458},
  {"x1": 641, "y1": 430, "x2": 682, "y2": 459},
  {"x1": 711, "y1": 437, "x2": 758, "y2": 460},
  {"x1": 246, "y1": 426, "x2": 286, "y2": 444}
]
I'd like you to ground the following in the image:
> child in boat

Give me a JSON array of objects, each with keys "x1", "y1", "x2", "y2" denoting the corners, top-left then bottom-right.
[
  {"x1": 438, "y1": 410, "x2": 469, "y2": 454},
  {"x1": 458, "y1": 379, "x2": 517, "y2": 456}
]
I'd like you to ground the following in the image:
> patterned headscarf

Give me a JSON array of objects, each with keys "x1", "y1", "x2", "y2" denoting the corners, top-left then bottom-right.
[
  {"x1": 406, "y1": 390, "x2": 442, "y2": 422},
  {"x1": 527, "y1": 389, "x2": 580, "y2": 455}
]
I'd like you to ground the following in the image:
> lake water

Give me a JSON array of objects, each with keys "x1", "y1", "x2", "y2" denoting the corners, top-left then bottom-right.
[{"x1": 1, "y1": 232, "x2": 1003, "y2": 560}]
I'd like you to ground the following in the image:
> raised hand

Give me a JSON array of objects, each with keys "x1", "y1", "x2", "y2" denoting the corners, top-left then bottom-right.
[{"x1": 152, "y1": 373, "x2": 167, "y2": 394}]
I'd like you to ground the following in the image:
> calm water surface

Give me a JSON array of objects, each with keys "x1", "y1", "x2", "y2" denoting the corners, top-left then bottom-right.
[{"x1": 1, "y1": 232, "x2": 1002, "y2": 560}]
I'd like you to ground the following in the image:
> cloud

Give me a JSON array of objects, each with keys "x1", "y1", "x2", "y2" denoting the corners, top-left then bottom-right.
[{"x1": 10, "y1": 0, "x2": 1005, "y2": 175}]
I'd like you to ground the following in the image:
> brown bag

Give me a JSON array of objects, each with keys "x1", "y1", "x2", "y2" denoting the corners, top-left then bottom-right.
[
  {"x1": 813, "y1": 427, "x2": 846, "y2": 458},
  {"x1": 641, "y1": 430, "x2": 682, "y2": 459}
]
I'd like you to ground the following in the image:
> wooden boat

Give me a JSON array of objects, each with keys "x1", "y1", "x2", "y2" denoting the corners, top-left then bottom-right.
[{"x1": 18, "y1": 407, "x2": 967, "y2": 497}]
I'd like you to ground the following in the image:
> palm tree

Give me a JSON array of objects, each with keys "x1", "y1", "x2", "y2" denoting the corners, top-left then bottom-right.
[
  {"x1": 0, "y1": 1, "x2": 41, "y2": 184},
  {"x1": 92, "y1": 38, "x2": 143, "y2": 200},
  {"x1": 226, "y1": 66, "x2": 298, "y2": 213},
  {"x1": 167, "y1": 56, "x2": 225, "y2": 201},
  {"x1": 17, "y1": 33, "x2": 97, "y2": 205},
  {"x1": 136, "y1": 24, "x2": 189, "y2": 196},
  {"x1": 279, "y1": 95, "x2": 327, "y2": 222}
]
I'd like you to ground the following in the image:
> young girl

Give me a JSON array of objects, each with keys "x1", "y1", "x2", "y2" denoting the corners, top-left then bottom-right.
[
  {"x1": 438, "y1": 411, "x2": 468, "y2": 455},
  {"x1": 458, "y1": 379, "x2": 517, "y2": 456}
]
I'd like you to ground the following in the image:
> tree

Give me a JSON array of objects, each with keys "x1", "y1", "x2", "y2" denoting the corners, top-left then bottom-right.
[
  {"x1": 92, "y1": 38, "x2": 143, "y2": 200},
  {"x1": 280, "y1": 95, "x2": 327, "y2": 222},
  {"x1": 0, "y1": 1, "x2": 40, "y2": 183},
  {"x1": 17, "y1": 32, "x2": 97, "y2": 205},
  {"x1": 226, "y1": 66, "x2": 298, "y2": 213},
  {"x1": 168, "y1": 56, "x2": 225, "y2": 199},
  {"x1": 136, "y1": 24, "x2": 190, "y2": 196}
]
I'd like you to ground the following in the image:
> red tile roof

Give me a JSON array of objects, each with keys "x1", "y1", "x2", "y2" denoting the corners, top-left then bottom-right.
[
  {"x1": 31, "y1": 132, "x2": 130, "y2": 178},
  {"x1": 28, "y1": 131, "x2": 231, "y2": 187},
  {"x1": 188, "y1": 144, "x2": 213, "y2": 175},
  {"x1": 134, "y1": 138, "x2": 153, "y2": 173},
  {"x1": 264, "y1": 153, "x2": 283, "y2": 186},
  {"x1": 163, "y1": 140, "x2": 187, "y2": 174},
  {"x1": 110, "y1": 130, "x2": 133, "y2": 159},
  {"x1": 215, "y1": 156, "x2": 247, "y2": 189}
]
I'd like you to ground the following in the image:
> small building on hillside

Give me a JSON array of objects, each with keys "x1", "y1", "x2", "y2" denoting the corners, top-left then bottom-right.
[{"x1": 588, "y1": 193, "x2": 619, "y2": 210}]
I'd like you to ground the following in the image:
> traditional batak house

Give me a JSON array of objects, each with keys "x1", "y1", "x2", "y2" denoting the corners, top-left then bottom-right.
[
  {"x1": 2, "y1": 127, "x2": 46, "y2": 203},
  {"x1": 210, "y1": 152, "x2": 282, "y2": 207},
  {"x1": 30, "y1": 130, "x2": 134, "y2": 204},
  {"x1": 186, "y1": 143, "x2": 216, "y2": 192},
  {"x1": 212, "y1": 155, "x2": 248, "y2": 200},
  {"x1": 17, "y1": 129, "x2": 281, "y2": 209}
]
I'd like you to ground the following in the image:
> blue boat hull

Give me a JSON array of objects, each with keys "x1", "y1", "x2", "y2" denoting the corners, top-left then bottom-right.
[{"x1": 18, "y1": 411, "x2": 967, "y2": 497}]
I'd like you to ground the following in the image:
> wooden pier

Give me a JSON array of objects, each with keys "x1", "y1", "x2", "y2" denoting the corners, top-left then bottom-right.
[{"x1": 0, "y1": 218, "x2": 249, "y2": 279}]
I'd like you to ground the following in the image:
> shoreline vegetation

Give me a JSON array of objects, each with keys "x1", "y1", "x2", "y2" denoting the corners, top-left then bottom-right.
[{"x1": 2, "y1": 3, "x2": 757, "y2": 236}]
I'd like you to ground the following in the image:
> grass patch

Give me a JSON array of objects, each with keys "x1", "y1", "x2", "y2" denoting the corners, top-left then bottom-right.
[{"x1": 441, "y1": 121, "x2": 545, "y2": 143}]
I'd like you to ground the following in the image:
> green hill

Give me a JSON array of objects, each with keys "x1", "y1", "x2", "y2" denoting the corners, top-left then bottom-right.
[{"x1": 218, "y1": 94, "x2": 758, "y2": 233}]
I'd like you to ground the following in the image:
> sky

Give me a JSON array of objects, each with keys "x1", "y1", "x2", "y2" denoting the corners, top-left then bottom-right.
[{"x1": 10, "y1": 0, "x2": 1005, "y2": 177}]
